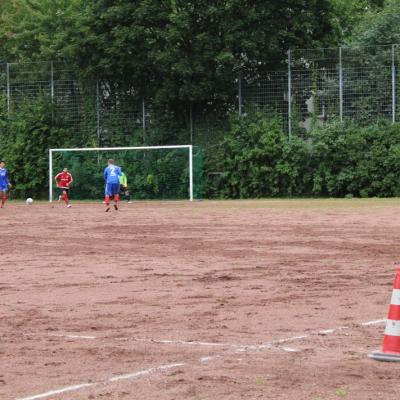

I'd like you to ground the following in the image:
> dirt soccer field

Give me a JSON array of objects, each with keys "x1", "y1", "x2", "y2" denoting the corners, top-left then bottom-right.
[{"x1": 2, "y1": 199, "x2": 400, "y2": 400}]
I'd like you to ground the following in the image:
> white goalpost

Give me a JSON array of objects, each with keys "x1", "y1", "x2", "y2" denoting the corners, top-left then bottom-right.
[{"x1": 49, "y1": 145, "x2": 194, "y2": 202}]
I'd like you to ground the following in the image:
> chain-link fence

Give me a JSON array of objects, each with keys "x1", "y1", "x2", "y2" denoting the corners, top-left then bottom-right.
[
  {"x1": 1, "y1": 44, "x2": 400, "y2": 145},
  {"x1": 241, "y1": 44, "x2": 400, "y2": 136},
  {"x1": 0, "y1": 62, "x2": 148, "y2": 146},
  {"x1": 0, "y1": 61, "x2": 225, "y2": 149}
]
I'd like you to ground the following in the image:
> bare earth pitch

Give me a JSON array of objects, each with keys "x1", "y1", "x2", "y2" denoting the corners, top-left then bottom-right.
[{"x1": 1, "y1": 199, "x2": 400, "y2": 400}]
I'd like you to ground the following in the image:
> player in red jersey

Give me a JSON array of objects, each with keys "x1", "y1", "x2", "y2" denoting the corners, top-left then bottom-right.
[{"x1": 54, "y1": 167, "x2": 73, "y2": 208}]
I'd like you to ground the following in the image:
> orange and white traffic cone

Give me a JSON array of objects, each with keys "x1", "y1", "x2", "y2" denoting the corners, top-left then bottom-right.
[{"x1": 369, "y1": 268, "x2": 400, "y2": 362}]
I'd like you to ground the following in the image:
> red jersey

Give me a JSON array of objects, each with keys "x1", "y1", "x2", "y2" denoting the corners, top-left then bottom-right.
[{"x1": 55, "y1": 171, "x2": 73, "y2": 188}]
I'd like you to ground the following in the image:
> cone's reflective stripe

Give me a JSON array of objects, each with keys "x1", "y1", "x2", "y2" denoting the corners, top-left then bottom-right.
[
  {"x1": 390, "y1": 289, "x2": 400, "y2": 305},
  {"x1": 384, "y1": 319, "x2": 400, "y2": 337}
]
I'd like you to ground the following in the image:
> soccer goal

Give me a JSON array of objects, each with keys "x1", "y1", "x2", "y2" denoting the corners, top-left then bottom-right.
[{"x1": 49, "y1": 145, "x2": 202, "y2": 202}]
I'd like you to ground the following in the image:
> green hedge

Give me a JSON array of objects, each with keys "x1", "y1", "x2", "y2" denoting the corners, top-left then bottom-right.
[
  {"x1": 310, "y1": 120, "x2": 400, "y2": 197},
  {"x1": 206, "y1": 114, "x2": 400, "y2": 198},
  {"x1": 208, "y1": 113, "x2": 311, "y2": 198},
  {"x1": 0, "y1": 98, "x2": 74, "y2": 199}
]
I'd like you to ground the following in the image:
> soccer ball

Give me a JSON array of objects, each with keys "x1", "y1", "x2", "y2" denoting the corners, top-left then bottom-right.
[{"x1": 26, "y1": 198, "x2": 33, "y2": 205}]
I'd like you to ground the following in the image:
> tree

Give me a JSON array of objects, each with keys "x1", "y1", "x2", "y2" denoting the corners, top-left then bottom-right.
[
  {"x1": 329, "y1": 0, "x2": 384, "y2": 42},
  {"x1": 0, "y1": 0, "x2": 82, "y2": 62},
  {"x1": 0, "y1": 0, "x2": 339, "y2": 108},
  {"x1": 72, "y1": 1, "x2": 336, "y2": 112},
  {"x1": 348, "y1": 0, "x2": 400, "y2": 46}
]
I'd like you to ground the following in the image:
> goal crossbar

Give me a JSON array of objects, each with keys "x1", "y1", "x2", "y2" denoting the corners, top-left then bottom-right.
[{"x1": 49, "y1": 145, "x2": 194, "y2": 202}]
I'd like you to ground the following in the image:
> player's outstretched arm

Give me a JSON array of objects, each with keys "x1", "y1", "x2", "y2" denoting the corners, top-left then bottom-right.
[
  {"x1": 68, "y1": 173, "x2": 74, "y2": 187},
  {"x1": 6, "y1": 171, "x2": 11, "y2": 188}
]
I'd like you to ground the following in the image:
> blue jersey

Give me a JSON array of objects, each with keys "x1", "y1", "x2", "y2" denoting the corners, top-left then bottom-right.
[
  {"x1": 0, "y1": 168, "x2": 9, "y2": 190},
  {"x1": 104, "y1": 165, "x2": 122, "y2": 184}
]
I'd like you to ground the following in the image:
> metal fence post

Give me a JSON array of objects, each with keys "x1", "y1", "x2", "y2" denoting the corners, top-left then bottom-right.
[
  {"x1": 50, "y1": 61, "x2": 55, "y2": 101},
  {"x1": 238, "y1": 72, "x2": 242, "y2": 116},
  {"x1": 189, "y1": 103, "x2": 193, "y2": 144},
  {"x1": 6, "y1": 63, "x2": 10, "y2": 114},
  {"x1": 96, "y1": 81, "x2": 101, "y2": 144},
  {"x1": 50, "y1": 61, "x2": 55, "y2": 120},
  {"x1": 142, "y1": 98, "x2": 146, "y2": 143},
  {"x1": 392, "y1": 44, "x2": 396, "y2": 124},
  {"x1": 339, "y1": 47, "x2": 343, "y2": 122},
  {"x1": 288, "y1": 49, "x2": 292, "y2": 139}
]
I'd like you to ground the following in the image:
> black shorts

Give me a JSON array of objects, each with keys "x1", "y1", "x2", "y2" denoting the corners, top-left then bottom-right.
[{"x1": 58, "y1": 187, "x2": 70, "y2": 195}]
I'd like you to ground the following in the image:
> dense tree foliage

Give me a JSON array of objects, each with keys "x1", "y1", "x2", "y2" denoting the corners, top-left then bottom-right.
[
  {"x1": 0, "y1": 0, "x2": 81, "y2": 62},
  {"x1": 348, "y1": 0, "x2": 400, "y2": 46},
  {"x1": 330, "y1": 0, "x2": 384, "y2": 42},
  {"x1": 0, "y1": 1, "x2": 337, "y2": 105}
]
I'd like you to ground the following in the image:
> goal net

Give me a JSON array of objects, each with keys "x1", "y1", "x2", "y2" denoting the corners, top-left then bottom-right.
[{"x1": 49, "y1": 145, "x2": 203, "y2": 201}]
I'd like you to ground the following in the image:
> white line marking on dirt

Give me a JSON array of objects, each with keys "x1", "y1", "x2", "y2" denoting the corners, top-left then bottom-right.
[
  {"x1": 134, "y1": 338, "x2": 235, "y2": 347},
  {"x1": 65, "y1": 335, "x2": 97, "y2": 339},
  {"x1": 109, "y1": 363, "x2": 185, "y2": 382},
  {"x1": 16, "y1": 383, "x2": 95, "y2": 400},
  {"x1": 17, "y1": 317, "x2": 386, "y2": 400},
  {"x1": 25, "y1": 333, "x2": 97, "y2": 340},
  {"x1": 272, "y1": 334, "x2": 309, "y2": 344},
  {"x1": 16, "y1": 363, "x2": 184, "y2": 400},
  {"x1": 234, "y1": 347, "x2": 250, "y2": 353},
  {"x1": 361, "y1": 319, "x2": 386, "y2": 326},
  {"x1": 318, "y1": 326, "x2": 349, "y2": 335},
  {"x1": 199, "y1": 356, "x2": 218, "y2": 363},
  {"x1": 238, "y1": 319, "x2": 384, "y2": 353},
  {"x1": 319, "y1": 329, "x2": 337, "y2": 335},
  {"x1": 282, "y1": 347, "x2": 299, "y2": 352}
]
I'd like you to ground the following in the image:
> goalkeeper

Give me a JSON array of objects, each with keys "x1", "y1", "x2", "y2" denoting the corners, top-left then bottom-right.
[{"x1": 119, "y1": 171, "x2": 131, "y2": 203}]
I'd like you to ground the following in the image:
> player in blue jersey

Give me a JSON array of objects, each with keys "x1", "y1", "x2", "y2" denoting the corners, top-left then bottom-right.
[
  {"x1": 0, "y1": 161, "x2": 11, "y2": 208},
  {"x1": 104, "y1": 159, "x2": 122, "y2": 212}
]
